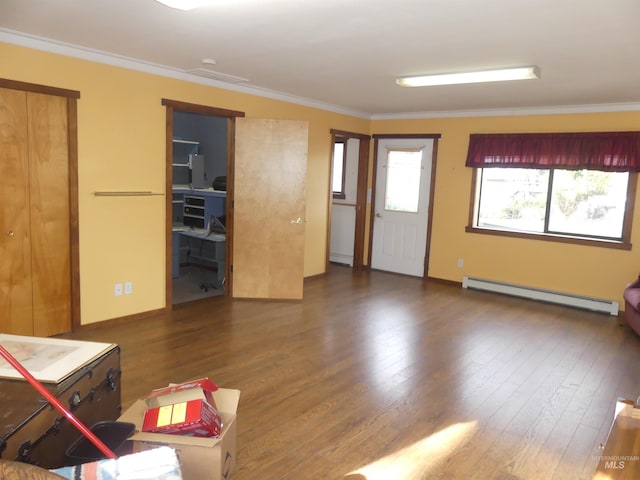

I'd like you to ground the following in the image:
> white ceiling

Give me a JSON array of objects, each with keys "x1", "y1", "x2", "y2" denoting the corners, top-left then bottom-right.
[{"x1": 2, "y1": 0, "x2": 640, "y2": 118}]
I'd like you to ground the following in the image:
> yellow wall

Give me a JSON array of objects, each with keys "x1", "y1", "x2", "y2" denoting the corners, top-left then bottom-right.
[
  {"x1": 2, "y1": 42, "x2": 368, "y2": 325},
  {"x1": 371, "y1": 112, "x2": 640, "y2": 307},
  {"x1": 3, "y1": 40, "x2": 639, "y2": 325}
]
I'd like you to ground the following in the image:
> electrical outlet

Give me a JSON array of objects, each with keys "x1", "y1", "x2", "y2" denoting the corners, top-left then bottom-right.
[
  {"x1": 457, "y1": 258, "x2": 464, "y2": 268},
  {"x1": 114, "y1": 283, "x2": 123, "y2": 296},
  {"x1": 125, "y1": 281, "x2": 133, "y2": 295}
]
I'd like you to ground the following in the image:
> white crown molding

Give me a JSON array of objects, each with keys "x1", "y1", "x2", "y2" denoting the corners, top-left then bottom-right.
[
  {"x1": 371, "y1": 102, "x2": 640, "y2": 120},
  {"x1": 3, "y1": 28, "x2": 639, "y2": 122},
  {"x1": 0, "y1": 28, "x2": 369, "y2": 120}
]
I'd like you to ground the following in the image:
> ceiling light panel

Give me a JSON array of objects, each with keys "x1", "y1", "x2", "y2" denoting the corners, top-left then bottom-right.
[{"x1": 396, "y1": 66, "x2": 540, "y2": 87}]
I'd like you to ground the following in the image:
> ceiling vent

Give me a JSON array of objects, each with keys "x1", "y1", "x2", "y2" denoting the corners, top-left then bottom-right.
[{"x1": 186, "y1": 68, "x2": 249, "y2": 84}]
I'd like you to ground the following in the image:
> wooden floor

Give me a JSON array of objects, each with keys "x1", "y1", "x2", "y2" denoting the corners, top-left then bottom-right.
[{"x1": 60, "y1": 264, "x2": 640, "y2": 480}]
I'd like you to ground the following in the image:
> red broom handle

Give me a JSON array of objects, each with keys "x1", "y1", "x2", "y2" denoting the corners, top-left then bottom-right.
[{"x1": 0, "y1": 344, "x2": 117, "y2": 459}]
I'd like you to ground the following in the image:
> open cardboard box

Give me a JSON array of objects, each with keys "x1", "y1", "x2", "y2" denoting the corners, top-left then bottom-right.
[{"x1": 119, "y1": 384, "x2": 240, "y2": 480}]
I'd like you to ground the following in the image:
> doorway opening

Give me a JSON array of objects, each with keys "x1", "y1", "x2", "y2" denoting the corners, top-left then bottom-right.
[
  {"x1": 162, "y1": 99, "x2": 244, "y2": 307},
  {"x1": 172, "y1": 111, "x2": 227, "y2": 304},
  {"x1": 327, "y1": 129, "x2": 370, "y2": 271}
]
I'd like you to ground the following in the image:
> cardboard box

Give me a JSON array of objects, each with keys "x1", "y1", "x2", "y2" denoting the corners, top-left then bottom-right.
[
  {"x1": 119, "y1": 387, "x2": 240, "y2": 480},
  {"x1": 142, "y1": 378, "x2": 222, "y2": 437}
]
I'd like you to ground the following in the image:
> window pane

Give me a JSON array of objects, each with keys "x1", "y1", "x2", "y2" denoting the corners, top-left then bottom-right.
[
  {"x1": 384, "y1": 150, "x2": 422, "y2": 212},
  {"x1": 332, "y1": 142, "x2": 344, "y2": 193},
  {"x1": 548, "y1": 170, "x2": 628, "y2": 239},
  {"x1": 477, "y1": 168, "x2": 549, "y2": 232}
]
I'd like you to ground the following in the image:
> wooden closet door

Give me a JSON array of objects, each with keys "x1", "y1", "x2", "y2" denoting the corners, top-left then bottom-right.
[
  {"x1": 0, "y1": 88, "x2": 71, "y2": 337},
  {"x1": 27, "y1": 92, "x2": 71, "y2": 337},
  {"x1": 0, "y1": 88, "x2": 33, "y2": 335}
]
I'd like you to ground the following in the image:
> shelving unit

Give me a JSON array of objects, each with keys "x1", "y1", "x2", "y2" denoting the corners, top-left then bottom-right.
[
  {"x1": 171, "y1": 188, "x2": 226, "y2": 285},
  {"x1": 172, "y1": 139, "x2": 199, "y2": 188}
]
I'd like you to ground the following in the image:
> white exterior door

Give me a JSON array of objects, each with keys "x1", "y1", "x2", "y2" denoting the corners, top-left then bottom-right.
[{"x1": 371, "y1": 138, "x2": 433, "y2": 277}]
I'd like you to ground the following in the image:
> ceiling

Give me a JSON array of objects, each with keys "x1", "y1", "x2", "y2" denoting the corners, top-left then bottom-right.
[{"x1": 2, "y1": 0, "x2": 640, "y2": 118}]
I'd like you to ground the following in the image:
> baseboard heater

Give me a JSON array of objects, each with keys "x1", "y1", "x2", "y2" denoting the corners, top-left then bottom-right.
[
  {"x1": 462, "y1": 276, "x2": 619, "y2": 316},
  {"x1": 329, "y1": 253, "x2": 354, "y2": 267}
]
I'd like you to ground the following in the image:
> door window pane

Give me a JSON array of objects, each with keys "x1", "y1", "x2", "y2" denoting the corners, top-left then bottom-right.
[{"x1": 384, "y1": 150, "x2": 422, "y2": 213}]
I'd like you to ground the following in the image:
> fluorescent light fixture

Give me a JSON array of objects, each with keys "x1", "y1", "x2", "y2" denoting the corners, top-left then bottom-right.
[
  {"x1": 396, "y1": 66, "x2": 540, "y2": 87},
  {"x1": 155, "y1": 0, "x2": 219, "y2": 10}
]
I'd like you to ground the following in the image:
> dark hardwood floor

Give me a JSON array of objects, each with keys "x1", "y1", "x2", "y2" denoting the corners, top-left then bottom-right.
[{"x1": 60, "y1": 264, "x2": 640, "y2": 479}]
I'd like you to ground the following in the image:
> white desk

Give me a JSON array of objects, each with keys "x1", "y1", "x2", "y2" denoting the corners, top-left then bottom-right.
[
  {"x1": 173, "y1": 226, "x2": 225, "y2": 242},
  {"x1": 172, "y1": 226, "x2": 225, "y2": 288}
]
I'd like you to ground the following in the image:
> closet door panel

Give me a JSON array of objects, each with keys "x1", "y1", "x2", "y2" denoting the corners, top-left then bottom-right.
[
  {"x1": 27, "y1": 92, "x2": 71, "y2": 337},
  {"x1": 0, "y1": 88, "x2": 33, "y2": 335}
]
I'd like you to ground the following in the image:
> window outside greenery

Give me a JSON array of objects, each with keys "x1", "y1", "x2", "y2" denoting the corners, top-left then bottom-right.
[{"x1": 476, "y1": 168, "x2": 629, "y2": 240}]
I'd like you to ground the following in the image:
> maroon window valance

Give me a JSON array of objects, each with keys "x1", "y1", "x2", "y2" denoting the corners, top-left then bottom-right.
[{"x1": 465, "y1": 131, "x2": 640, "y2": 172}]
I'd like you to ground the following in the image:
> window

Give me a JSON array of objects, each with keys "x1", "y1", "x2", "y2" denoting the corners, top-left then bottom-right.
[
  {"x1": 384, "y1": 149, "x2": 423, "y2": 213},
  {"x1": 473, "y1": 167, "x2": 631, "y2": 242},
  {"x1": 465, "y1": 131, "x2": 640, "y2": 248},
  {"x1": 332, "y1": 141, "x2": 346, "y2": 199}
]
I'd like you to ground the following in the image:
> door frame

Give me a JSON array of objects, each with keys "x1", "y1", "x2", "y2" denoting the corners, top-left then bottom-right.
[
  {"x1": 368, "y1": 133, "x2": 441, "y2": 278},
  {"x1": 0, "y1": 78, "x2": 81, "y2": 333},
  {"x1": 161, "y1": 99, "x2": 244, "y2": 307},
  {"x1": 327, "y1": 129, "x2": 371, "y2": 271}
]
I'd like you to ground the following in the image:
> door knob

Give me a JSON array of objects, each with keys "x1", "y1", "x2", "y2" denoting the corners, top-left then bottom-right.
[
  {"x1": 375, "y1": 213, "x2": 382, "y2": 218},
  {"x1": 290, "y1": 217, "x2": 302, "y2": 224},
  {"x1": 7, "y1": 230, "x2": 14, "y2": 237}
]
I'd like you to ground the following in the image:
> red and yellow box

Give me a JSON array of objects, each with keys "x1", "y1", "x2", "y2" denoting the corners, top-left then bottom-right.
[{"x1": 141, "y1": 378, "x2": 222, "y2": 437}]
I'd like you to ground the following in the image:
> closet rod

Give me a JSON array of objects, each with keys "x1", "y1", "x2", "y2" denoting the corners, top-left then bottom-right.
[{"x1": 92, "y1": 191, "x2": 164, "y2": 197}]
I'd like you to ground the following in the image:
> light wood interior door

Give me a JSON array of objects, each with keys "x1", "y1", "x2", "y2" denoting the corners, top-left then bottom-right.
[
  {"x1": 0, "y1": 87, "x2": 71, "y2": 336},
  {"x1": 233, "y1": 118, "x2": 308, "y2": 299},
  {"x1": 28, "y1": 93, "x2": 71, "y2": 336},
  {"x1": 0, "y1": 88, "x2": 33, "y2": 335}
]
